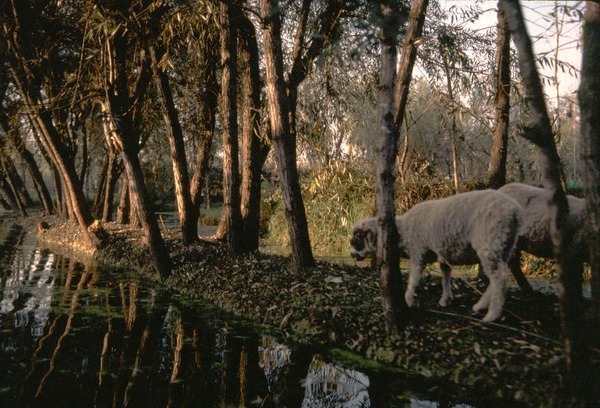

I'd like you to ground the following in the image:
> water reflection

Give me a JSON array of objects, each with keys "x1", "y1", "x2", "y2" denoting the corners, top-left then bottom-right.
[
  {"x1": 0, "y1": 222, "x2": 476, "y2": 408},
  {"x1": 302, "y1": 357, "x2": 370, "y2": 408}
]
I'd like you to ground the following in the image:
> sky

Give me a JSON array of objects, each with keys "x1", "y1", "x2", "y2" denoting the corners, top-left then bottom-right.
[{"x1": 440, "y1": 0, "x2": 583, "y2": 100}]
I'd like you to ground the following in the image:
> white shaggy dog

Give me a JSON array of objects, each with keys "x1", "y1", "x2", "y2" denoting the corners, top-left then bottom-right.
[{"x1": 350, "y1": 190, "x2": 524, "y2": 322}]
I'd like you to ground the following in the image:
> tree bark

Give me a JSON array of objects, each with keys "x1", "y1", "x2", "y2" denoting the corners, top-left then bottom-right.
[
  {"x1": 116, "y1": 173, "x2": 130, "y2": 225},
  {"x1": 4, "y1": 1, "x2": 96, "y2": 243},
  {"x1": 0, "y1": 161, "x2": 27, "y2": 216},
  {"x1": 13, "y1": 74, "x2": 95, "y2": 243},
  {"x1": 0, "y1": 147, "x2": 32, "y2": 208},
  {"x1": 219, "y1": 0, "x2": 245, "y2": 254},
  {"x1": 376, "y1": 0, "x2": 427, "y2": 335},
  {"x1": 190, "y1": 38, "x2": 219, "y2": 222},
  {"x1": 260, "y1": 0, "x2": 314, "y2": 270},
  {"x1": 501, "y1": 0, "x2": 586, "y2": 390},
  {"x1": 101, "y1": 18, "x2": 172, "y2": 279},
  {"x1": 238, "y1": 7, "x2": 270, "y2": 252},
  {"x1": 488, "y1": 2, "x2": 511, "y2": 189},
  {"x1": 0, "y1": 106, "x2": 53, "y2": 214},
  {"x1": 580, "y1": 2, "x2": 600, "y2": 326},
  {"x1": 149, "y1": 45, "x2": 197, "y2": 244}
]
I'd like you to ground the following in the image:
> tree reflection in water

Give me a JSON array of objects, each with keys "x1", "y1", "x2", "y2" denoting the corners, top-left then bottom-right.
[{"x1": 0, "y1": 223, "x2": 472, "y2": 407}]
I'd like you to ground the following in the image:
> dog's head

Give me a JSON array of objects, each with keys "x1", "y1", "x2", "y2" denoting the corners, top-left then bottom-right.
[{"x1": 349, "y1": 218, "x2": 377, "y2": 261}]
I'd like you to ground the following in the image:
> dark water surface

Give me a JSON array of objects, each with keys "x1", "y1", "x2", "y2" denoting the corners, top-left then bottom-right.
[{"x1": 0, "y1": 221, "x2": 476, "y2": 408}]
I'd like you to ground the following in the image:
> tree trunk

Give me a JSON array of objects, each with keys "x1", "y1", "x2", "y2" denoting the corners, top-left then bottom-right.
[
  {"x1": 501, "y1": 0, "x2": 587, "y2": 391},
  {"x1": 0, "y1": 114, "x2": 53, "y2": 214},
  {"x1": 219, "y1": 0, "x2": 245, "y2": 254},
  {"x1": 580, "y1": 2, "x2": 600, "y2": 326},
  {"x1": 439, "y1": 44, "x2": 460, "y2": 193},
  {"x1": 260, "y1": 0, "x2": 314, "y2": 270},
  {"x1": 0, "y1": 148, "x2": 32, "y2": 208},
  {"x1": 103, "y1": 23, "x2": 172, "y2": 279},
  {"x1": 102, "y1": 153, "x2": 120, "y2": 222},
  {"x1": 17, "y1": 79, "x2": 96, "y2": 245},
  {"x1": 238, "y1": 8, "x2": 270, "y2": 252},
  {"x1": 377, "y1": 0, "x2": 427, "y2": 335},
  {"x1": 116, "y1": 174, "x2": 130, "y2": 225},
  {"x1": 488, "y1": 2, "x2": 511, "y2": 189},
  {"x1": 190, "y1": 39, "x2": 219, "y2": 222},
  {"x1": 4, "y1": 5, "x2": 94, "y2": 237},
  {"x1": 149, "y1": 45, "x2": 197, "y2": 244},
  {"x1": 0, "y1": 167, "x2": 27, "y2": 216},
  {"x1": 93, "y1": 152, "x2": 109, "y2": 217}
]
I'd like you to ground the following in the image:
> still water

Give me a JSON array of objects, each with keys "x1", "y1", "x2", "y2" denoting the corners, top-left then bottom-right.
[{"x1": 0, "y1": 221, "x2": 475, "y2": 408}]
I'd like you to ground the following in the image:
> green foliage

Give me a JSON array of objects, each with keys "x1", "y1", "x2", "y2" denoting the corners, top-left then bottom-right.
[{"x1": 262, "y1": 162, "x2": 484, "y2": 257}]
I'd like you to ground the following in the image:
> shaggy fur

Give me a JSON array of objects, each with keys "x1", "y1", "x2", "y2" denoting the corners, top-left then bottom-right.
[
  {"x1": 350, "y1": 190, "x2": 524, "y2": 322},
  {"x1": 498, "y1": 183, "x2": 587, "y2": 292}
]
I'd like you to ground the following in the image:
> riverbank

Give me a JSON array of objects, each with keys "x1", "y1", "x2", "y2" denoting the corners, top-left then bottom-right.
[{"x1": 4, "y1": 212, "x2": 599, "y2": 406}]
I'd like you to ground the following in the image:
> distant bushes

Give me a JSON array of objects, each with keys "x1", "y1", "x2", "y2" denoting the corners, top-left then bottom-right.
[{"x1": 261, "y1": 162, "x2": 484, "y2": 257}]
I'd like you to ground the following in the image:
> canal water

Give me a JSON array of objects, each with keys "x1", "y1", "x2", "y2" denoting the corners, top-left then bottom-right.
[{"x1": 0, "y1": 220, "x2": 476, "y2": 408}]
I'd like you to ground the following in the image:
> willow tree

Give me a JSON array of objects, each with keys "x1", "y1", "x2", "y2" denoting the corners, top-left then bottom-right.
[
  {"x1": 260, "y1": 0, "x2": 314, "y2": 269},
  {"x1": 374, "y1": 0, "x2": 428, "y2": 334},
  {"x1": 487, "y1": 1, "x2": 511, "y2": 189},
  {"x1": 219, "y1": 0, "x2": 245, "y2": 253},
  {"x1": 257, "y1": 0, "x2": 359, "y2": 269},
  {"x1": 91, "y1": 0, "x2": 172, "y2": 279},
  {"x1": 2, "y1": 0, "x2": 99, "y2": 246},
  {"x1": 500, "y1": 0, "x2": 587, "y2": 391}
]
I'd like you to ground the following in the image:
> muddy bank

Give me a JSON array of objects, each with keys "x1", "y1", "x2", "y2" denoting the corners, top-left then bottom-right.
[{"x1": 5, "y1": 212, "x2": 599, "y2": 406}]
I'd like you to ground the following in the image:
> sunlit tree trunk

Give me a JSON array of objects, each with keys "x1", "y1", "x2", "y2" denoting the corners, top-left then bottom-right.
[
  {"x1": 102, "y1": 23, "x2": 172, "y2": 279},
  {"x1": 149, "y1": 45, "x2": 197, "y2": 244},
  {"x1": 260, "y1": 0, "x2": 314, "y2": 269},
  {"x1": 12, "y1": 75, "x2": 95, "y2": 243},
  {"x1": 501, "y1": 0, "x2": 586, "y2": 391},
  {"x1": 580, "y1": 1, "x2": 600, "y2": 325},
  {"x1": 238, "y1": 7, "x2": 270, "y2": 252},
  {"x1": 488, "y1": 1, "x2": 511, "y2": 189},
  {"x1": 219, "y1": 0, "x2": 245, "y2": 253},
  {"x1": 98, "y1": 102, "x2": 122, "y2": 222}
]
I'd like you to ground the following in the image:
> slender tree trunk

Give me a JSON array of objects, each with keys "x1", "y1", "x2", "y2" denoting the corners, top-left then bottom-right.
[
  {"x1": 0, "y1": 168, "x2": 27, "y2": 216},
  {"x1": 219, "y1": 0, "x2": 244, "y2": 253},
  {"x1": 0, "y1": 188, "x2": 18, "y2": 211},
  {"x1": 149, "y1": 45, "x2": 197, "y2": 244},
  {"x1": 93, "y1": 153, "x2": 109, "y2": 217},
  {"x1": 0, "y1": 150, "x2": 32, "y2": 208},
  {"x1": 377, "y1": 0, "x2": 427, "y2": 335},
  {"x1": 439, "y1": 45, "x2": 461, "y2": 193},
  {"x1": 238, "y1": 8, "x2": 270, "y2": 252},
  {"x1": 102, "y1": 153, "x2": 120, "y2": 222},
  {"x1": 580, "y1": 2, "x2": 600, "y2": 326},
  {"x1": 103, "y1": 24, "x2": 171, "y2": 279},
  {"x1": 376, "y1": 1, "x2": 404, "y2": 335},
  {"x1": 501, "y1": 0, "x2": 586, "y2": 391},
  {"x1": 0, "y1": 115, "x2": 53, "y2": 214},
  {"x1": 116, "y1": 174, "x2": 130, "y2": 225},
  {"x1": 260, "y1": 0, "x2": 314, "y2": 270},
  {"x1": 4, "y1": 5, "x2": 93, "y2": 236},
  {"x1": 190, "y1": 40, "x2": 219, "y2": 221},
  {"x1": 13, "y1": 75, "x2": 96, "y2": 245},
  {"x1": 488, "y1": 2, "x2": 511, "y2": 189}
]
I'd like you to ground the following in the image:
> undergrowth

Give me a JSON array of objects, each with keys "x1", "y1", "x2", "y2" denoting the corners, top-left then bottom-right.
[{"x1": 261, "y1": 162, "x2": 483, "y2": 257}]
